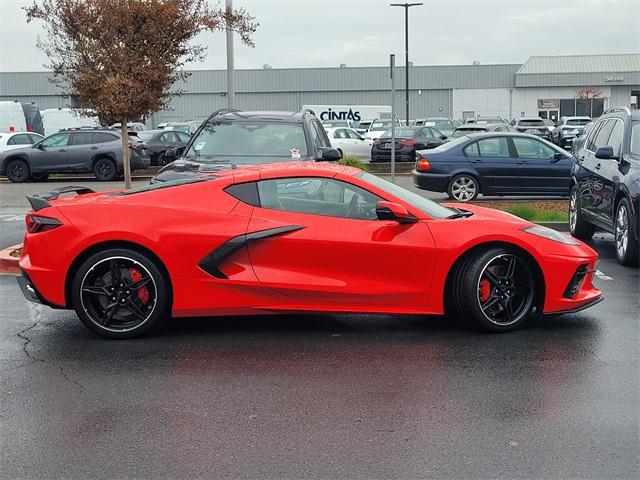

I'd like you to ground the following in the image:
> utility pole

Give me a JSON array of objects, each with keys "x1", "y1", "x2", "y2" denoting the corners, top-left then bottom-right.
[
  {"x1": 390, "y1": 54, "x2": 396, "y2": 184},
  {"x1": 226, "y1": 0, "x2": 235, "y2": 109},
  {"x1": 390, "y1": 3, "x2": 422, "y2": 125}
]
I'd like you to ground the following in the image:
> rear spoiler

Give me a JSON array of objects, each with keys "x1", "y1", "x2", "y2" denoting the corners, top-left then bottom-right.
[{"x1": 26, "y1": 186, "x2": 95, "y2": 211}]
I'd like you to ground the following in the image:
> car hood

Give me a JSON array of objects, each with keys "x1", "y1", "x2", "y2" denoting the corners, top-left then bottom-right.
[{"x1": 441, "y1": 202, "x2": 533, "y2": 226}]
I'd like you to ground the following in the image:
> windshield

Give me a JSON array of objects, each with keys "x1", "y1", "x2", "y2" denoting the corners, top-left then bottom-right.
[
  {"x1": 566, "y1": 119, "x2": 591, "y2": 126},
  {"x1": 381, "y1": 128, "x2": 416, "y2": 138},
  {"x1": 322, "y1": 121, "x2": 348, "y2": 128},
  {"x1": 371, "y1": 120, "x2": 394, "y2": 131},
  {"x1": 426, "y1": 120, "x2": 454, "y2": 131},
  {"x1": 519, "y1": 119, "x2": 545, "y2": 127},
  {"x1": 631, "y1": 121, "x2": 640, "y2": 156},
  {"x1": 137, "y1": 131, "x2": 155, "y2": 141},
  {"x1": 359, "y1": 172, "x2": 454, "y2": 219},
  {"x1": 183, "y1": 121, "x2": 308, "y2": 163},
  {"x1": 166, "y1": 124, "x2": 190, "y2": 133}
]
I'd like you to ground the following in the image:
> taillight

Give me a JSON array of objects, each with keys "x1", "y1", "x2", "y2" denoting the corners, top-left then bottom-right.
[
  {"x1": 373, "y1": 139, "x2": 381, "y2": 145},
  {"x1": 25, "y1": 214, "x2": 62, "y2": 234},
  {"x1": 416, "y1": 154, "x2": 431, "y2": 171},
  {"x1": 27, "y1": 125, "x2": 33, "y2": 132},
  {"x1": 399, "y1": 139, "x2": 417, "y2": 146},
  {"x1": 9, "y1": 126, "x2": 15, "y2": 132}
]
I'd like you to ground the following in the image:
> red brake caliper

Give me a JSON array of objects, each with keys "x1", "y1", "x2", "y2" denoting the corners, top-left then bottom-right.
[
  {"x1": 478, "y1": 278, "x2": 491, "y2": 302},
  {"x1": 129, "y1": 267, "x2": 150, "y2": 305}
]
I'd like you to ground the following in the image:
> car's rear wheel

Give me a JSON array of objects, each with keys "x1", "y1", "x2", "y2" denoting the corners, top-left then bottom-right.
[
  {"x1": 6, "y1": 159, "x2": 30, "y2": 183},
  {"x1": 569, "y1": 185, "x2": 595, "y2": 240},
  {"x1": 93, "y1": 158, "x2": 117, "y2": 181},
  {"x1": 447, "y1": 174, "x2": 479, "y2": 202},
  {"x1": 455, "y1": 248, "x2": 536, "y2": 332},
  {"x1": 71, "y1": 248, "x2": 170, "y2": 338},
  {"x1": 157, "y1": 152, "x2": 167, "y2": 166},
  {"x1": 614, "y1": 198, "x2": 639, "y2": 267}
]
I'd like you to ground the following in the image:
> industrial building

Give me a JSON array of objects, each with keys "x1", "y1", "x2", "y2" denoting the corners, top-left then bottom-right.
[{"x1": 1, "y1": 53, "x2": 638, "y2": 127}]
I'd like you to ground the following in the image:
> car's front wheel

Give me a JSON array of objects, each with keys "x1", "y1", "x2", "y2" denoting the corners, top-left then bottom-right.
[
  {"x1": 454, "y1": 248, "x2": 537, "y2": 332},
  {"x1": 71, "y1": 248, "x2": 170, "y2": 338},
  {"x1": 614, "y1": 198, "x2": 639, "y2": 267},
  {"x1": 569, "y1": 185, "x2": 595, "y2": 240},
  {"x1": 447, "y1": 174, "x2": 479, "y2": 202},
  {"x1": 6, "y1": 159, "x2": 30, "y2": 183}
]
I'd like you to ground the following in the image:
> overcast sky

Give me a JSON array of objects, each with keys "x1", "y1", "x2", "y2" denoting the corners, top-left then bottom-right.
[{"x1": 1, "y1": 0, "x2": 638, "y2": 72}]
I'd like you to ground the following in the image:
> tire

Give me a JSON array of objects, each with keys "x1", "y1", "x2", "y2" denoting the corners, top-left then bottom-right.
[
  {"x1": 455, "y1": 247, "x2": 537, "y2": 332},
  {"x1": 157, "y1": 153, "x2": 167, "y2": 166},
  {"x1": 447, "y1": 174, "x2": 479, "y2": 202},
  {"x1": 93, "y1": 158, "x2": 117, "y2": 181},
  {"x1": 5, "y1": 159, "x2": 30, "y2": 183},
  {"x1": 614, "y1": 198, "x2": 639, "y2": 267},
  {"x1": 71, "y1": 248, "x2": 170, "y2": 339},
  {"x1": 569, "y1": 185, "x2": 595, "y2": 240},
  {"x1": 30, "y1": 173, "x2": 49, "y2": 182}
]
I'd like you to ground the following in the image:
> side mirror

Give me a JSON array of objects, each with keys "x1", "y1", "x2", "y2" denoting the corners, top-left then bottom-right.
[
  {"x1": 440, "y1": 135, "x2": 447, "y2": 140},
  {"x1": 165, "y1": 147, "x2": 178, "y2": 159},
  {"x1": 375, "y1": 201, "x2": 417, "y2": 224},
  {"x1": 552, "y1": 152, "x2": 565, "y2": 162},
  {"x1": 316, "y1": 147, "x2": 341, "y2": 162},
  {"x1": 595, "y1": 146, "x2": 616, "y2": 160},
  {"x1": 34, "y1": 142, "x2": 44, "y2": 150}
]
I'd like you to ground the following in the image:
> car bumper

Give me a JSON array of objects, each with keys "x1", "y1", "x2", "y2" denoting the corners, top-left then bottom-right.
[
  {"x1": 16, "y1": 269, "x2": 64, "y2": 309},
  {"x1": 413, "y1": 170, "x2": 451, "y2": 192}
]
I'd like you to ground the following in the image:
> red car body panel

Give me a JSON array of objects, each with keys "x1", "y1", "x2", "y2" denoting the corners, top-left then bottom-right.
[{"x1": 19, "y1": 162, "x2": 601, "y2": 319}]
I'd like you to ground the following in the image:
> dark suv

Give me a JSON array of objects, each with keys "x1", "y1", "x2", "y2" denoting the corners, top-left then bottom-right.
[
  {"x1": 152, "y1": 109, "x2": 341, "y2": 182},
  {"x1": 0, "y1": 127, "x2": 150, "y2": 182},
  {"x1": 569, "y1": 107, "x2": 640, "y2": 266}
]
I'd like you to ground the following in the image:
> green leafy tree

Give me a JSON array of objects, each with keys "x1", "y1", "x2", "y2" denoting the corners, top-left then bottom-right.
[{"x1": 26, "y1": 0, "x2": 257, "y2": 187}]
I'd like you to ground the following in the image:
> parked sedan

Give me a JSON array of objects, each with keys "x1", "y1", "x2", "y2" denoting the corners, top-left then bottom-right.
[
  {"x1": 413, "y1": 132, "x2": 573, "y2": 201},
  {"x1": 0, "y1": 131, "x2": 43, "y2": 153},
  {"x1": 325, "y1": 127, "x2": 373, "y2": 161},
  {"x1": 371, "y1": 126, "x2": 447, "y2": 163},
  {"x1": 136, "y1": 129, "x2": 192, "y2": 166}
]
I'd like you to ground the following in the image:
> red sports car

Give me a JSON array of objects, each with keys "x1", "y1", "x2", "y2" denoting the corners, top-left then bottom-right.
[{"x1": 18, "y1": 162, "x2": 602, "y2": 338}]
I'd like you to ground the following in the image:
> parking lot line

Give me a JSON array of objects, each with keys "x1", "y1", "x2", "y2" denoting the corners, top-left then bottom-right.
[{"x1": 595, "y1": 269, "x2": 613, "y2": 281}]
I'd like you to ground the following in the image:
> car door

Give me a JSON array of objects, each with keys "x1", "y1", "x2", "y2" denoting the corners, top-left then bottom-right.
[
  {"x1": 579, "y1": 120, "x2": 615, "y2": 222},
  {"x1": 593, "y1": 118, "x2": 624, "y2": 224},
  {"x1": 66, "y1": 131, "x2": 96, "y2": 171},
  {"x1": 32, "y1": 132, "x2": 71, "y2": 172},
  {"x1": 345, "y1": 128, "x2": 371, "y2": 159},
  {"x1": 331, "y1": 128, "x2": 348, "y2": 154},
  {"x1": 246, "y1": 175, "x2": 436, "y2": 308},
  {"x1": 463, "y1": 136, "x2": 519, "y2": 193},
  {"x1": 511, "y1": 136, "x2": 572, "y2": 193}
]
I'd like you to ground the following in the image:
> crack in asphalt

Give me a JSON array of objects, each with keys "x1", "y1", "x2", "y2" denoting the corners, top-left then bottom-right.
[{"x1": 14, "y1": 303, "x2": 84, "y2": 392}]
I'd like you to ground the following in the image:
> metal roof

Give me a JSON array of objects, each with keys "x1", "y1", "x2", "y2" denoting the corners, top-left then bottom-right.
[{"x1": 516, "y1": 54, "x2": 640, "y2": 74}]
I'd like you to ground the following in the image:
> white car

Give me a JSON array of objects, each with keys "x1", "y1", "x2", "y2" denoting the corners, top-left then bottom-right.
[
  {"x1": 0, "y1": 131, "x2": 43, "y2": 152},
  {"x1": 363, "y1": 119, "x2": 400, "y2": 140},
  {"x1": 325, "y1": 127, "x2": 373, "y2": 161}
]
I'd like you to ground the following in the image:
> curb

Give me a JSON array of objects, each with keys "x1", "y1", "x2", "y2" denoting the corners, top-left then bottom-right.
[{"x1": 0, "y1": 244, "x2": 21, "y2": 274}]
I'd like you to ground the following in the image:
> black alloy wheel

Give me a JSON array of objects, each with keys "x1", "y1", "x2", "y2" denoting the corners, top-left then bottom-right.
[
  {"x1": 93, "y1": 158, "x2": 117, "y2": 181},
  {"x1": 6, "y1": 159, "x2": 30, "y2": 183},
  {"x1": 72, "y1": 249, "x2": 169, "y2": 338}
]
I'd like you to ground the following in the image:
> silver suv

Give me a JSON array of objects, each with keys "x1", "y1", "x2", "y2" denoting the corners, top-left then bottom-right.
[
  {"x1": 557, "y1": 116, "x2": 591, "y2": 149},
  {"x1": 0, "y1": 127, "x2": 150, "y2": 182}
]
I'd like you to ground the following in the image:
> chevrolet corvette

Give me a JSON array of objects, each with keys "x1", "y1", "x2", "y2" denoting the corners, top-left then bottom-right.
[{"x1": 18, "y1": 162, "x2": 602, "y2": 338}]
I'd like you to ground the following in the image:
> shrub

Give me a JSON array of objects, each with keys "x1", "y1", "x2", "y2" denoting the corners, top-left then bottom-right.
[
  {"x1": 506, "y1": 204, "x2": 567, "y2": 222},
  {"x1": 339, "y1": 154, "x2": 369, "y2": 171}
]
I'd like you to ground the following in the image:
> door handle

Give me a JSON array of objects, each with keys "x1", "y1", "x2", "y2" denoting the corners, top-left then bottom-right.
[
  {"x1": 595, "y1": 163, "x2": 601, "y2": 170},
  {"x1": 90, "y1": 146, "x2": 99, "y2": 150},
  {"x1": 517, "y1": 160, "x2": 528, "y2": 164}
]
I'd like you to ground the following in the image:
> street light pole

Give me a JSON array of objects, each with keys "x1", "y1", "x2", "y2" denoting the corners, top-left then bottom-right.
[
  {"x1": 225, "y1": 0, "x2": 235, "y2": 109},
  {"x1": 390, "y1": 2, "x2": 422, "y2": 125}
]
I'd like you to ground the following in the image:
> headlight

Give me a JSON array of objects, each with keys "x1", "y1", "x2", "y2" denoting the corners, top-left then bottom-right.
[{"x1": 521, "y1": 225, "x2": 581, "y2": 245}]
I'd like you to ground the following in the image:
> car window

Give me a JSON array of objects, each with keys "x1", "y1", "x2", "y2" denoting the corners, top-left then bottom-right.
[
  {"x1": 42, "y1": 133, "x2": 70, "y2": 147},
  {"x1": 593, "y1": 120, "x2": 615, "y2": 151},
  {"x1": 345, "y1": 129, "x2": 361, "y2": 140},
  {"x1": 27, "y1": 134, "x2": 42, "y2": 143},
  {"x1": 312, "y1": 122, "x2": 331, "y2": 148},
  {"x1": 519, "y1": 119, "x2": 545, "y2": 127},
  {"x1": 333, "y1": 129, "x2": 347, "y2": 139},
  {"x1": 631, "y1": 122, "x2": 640, "y2": 156},
  {"x1": 477, "y1": 137, "x2": 510, "y2": 157},
  {"x1": 70, "y1": 132, "x2": 95, "y2": 145},
  {"x1": 94, "y1": 132, "x2": 117, "y2": 143},
  {"x1": 176, "y1": 132, "x2": 191, "y2": 142},
  {"x1": 257, "y1": 177, "x2": 382, "y2": 221},
  {"x1": 464, "y1": 142, "x2": 480, "y2": 156},
  {"x1": 159, "y1": 132, "x2": 173, "y2": 143},
  {"x1": 606, "y1": 120, "x2": 624, "y2": 157},
  {"x1": 584, "y1": 121, "x2": 604, "y2": 152},
  {"x1": 512, "y1": 137, "x2": 555, "y2": 159},
  {"x1": 566, "y1": 119, "x2": 591, "y2": 126},
  {"x1": 184, "y1": 121, "x2": 309, "y2": 161},
  {"x1": 15, "y1": 134, "x2": 34, "y2": 145}
]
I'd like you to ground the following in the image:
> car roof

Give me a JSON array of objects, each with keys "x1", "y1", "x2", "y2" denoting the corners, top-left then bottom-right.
[
  {"x1": 456, "y1": 123, "x2": 504, "y2": 129},
  {"x1": 425, "y1": 117, "x2": 452, "y2": 121},
  {"x1": 463, "y1": 132, "x2": 546, "y2": 140},
  {"x1": 217, "y1": 110, "x2": 308, "y2": 122}
]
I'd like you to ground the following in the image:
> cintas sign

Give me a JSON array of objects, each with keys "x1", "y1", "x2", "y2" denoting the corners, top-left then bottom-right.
[
  {"x1": 320, "y1": 108, "x2": 361, "y2": 122},
  {"x1": 303, "y1": 105, "x2": 391, "y2": 123}
]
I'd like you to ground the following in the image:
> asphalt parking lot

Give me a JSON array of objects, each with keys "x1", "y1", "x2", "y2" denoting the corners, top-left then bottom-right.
[{"x1": 0, "y1": 181, "x2": 638, "y2": 479}]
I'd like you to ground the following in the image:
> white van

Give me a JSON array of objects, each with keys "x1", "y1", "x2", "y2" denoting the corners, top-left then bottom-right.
[
  {"x1": 41, "y1": 108, "x2": 100, "y2": 135},
  {"x1": 0, "y1": 101, "x2": 28, "y2": 133}
]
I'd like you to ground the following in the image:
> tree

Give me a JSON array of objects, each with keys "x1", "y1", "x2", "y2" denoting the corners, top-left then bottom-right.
[{"x1": 26, "y1": 0, "x2": 257, "y2": 188}]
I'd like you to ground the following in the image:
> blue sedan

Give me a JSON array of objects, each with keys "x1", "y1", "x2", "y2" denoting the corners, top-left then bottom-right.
[{"x1": 413, "y1": 132, "x2": 574, "y2": 201}]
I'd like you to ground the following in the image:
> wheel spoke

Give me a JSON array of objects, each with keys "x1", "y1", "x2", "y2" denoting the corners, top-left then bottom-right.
[
  {"x1": 128, "y1": 277, "x2": 151, "y2": 290},
  {"x1": 481, "y1": 294, "x2": 500, "y2": 311},
  {"x1": 101, "y1": 302, "x2": 118, "y2": 326},
  {"x1": 483, "y1": 269, "x2": 501, "y2": 287},
  {"x1": 504, "y1": 256, "x2": 516, "y2": 279},
  {"x1": 110, "y1": 260, "x2": 121, "y2": 283},
  {"x1": 82, "y1": 285, "x2": 110, "y2": 296},
  {"x1": 500, "y1": 298, "x2": 514, "y2": 320},
  {"x1": 126, "y1": 298, "x2": 147, "y2": 320}
]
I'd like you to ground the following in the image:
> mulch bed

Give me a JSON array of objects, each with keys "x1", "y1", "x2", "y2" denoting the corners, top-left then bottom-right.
[{"x1": 470, "y1": 200, "x2": 569, "y2": 214}]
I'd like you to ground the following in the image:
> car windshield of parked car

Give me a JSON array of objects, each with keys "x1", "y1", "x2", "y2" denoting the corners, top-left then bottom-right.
[
  {"x1": 183, "y1": 121, "x2": 308, "y2": 162},
  {"x1": 519, "y1": 119, "x2": 545, "y2": 127},
  {"x1": 166, "y1": 124, "x2": 190, "y2": 133},
  {"x1": 451, "y1": 128, "x2": 484, "y2": 138},
  {"x1": 322, "y1": 121, "x2": 349, "y2": 128},
  {"x1": 381, "y1": 128, "x2": 416, "y2": 138},
  {"x1": 425, "y1": 120, "x2": 454, "y2": 131},
  {"x1": 359, "y1": 172, "x2": 455, "y2": 219},
  {"x1": 371, "y1": 120, "x2": 394, "y2": 131},
  {"x1": 631, "y1": 121, "x2": 640, "y2": 156},
  {"x1": 137, "y1": 131, "x2": 155, "y2": 141},
  {"x1": 566, "y1": 119, "x2": 591, "y2": 126}
]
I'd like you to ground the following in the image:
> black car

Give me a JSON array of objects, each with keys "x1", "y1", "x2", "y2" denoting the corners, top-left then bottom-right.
[
  {"x1": 136, "y1": 129, "x2": 191, "y2": 166},
  {"x1": 413, "y1": 132, "x2": 573, "y2": 201},
  {"x1": 569, "y1": 107, "x2": 640, "y2": 266},
  {"x1": 370, "y1": 126, "x2": 446, "y2": 163},
  {"x1": 153, "y1": 109, "x2": 341, "y2": 183},
  {"x1": 0, "y1": 127, "x2": 150, "y2": 182}
]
